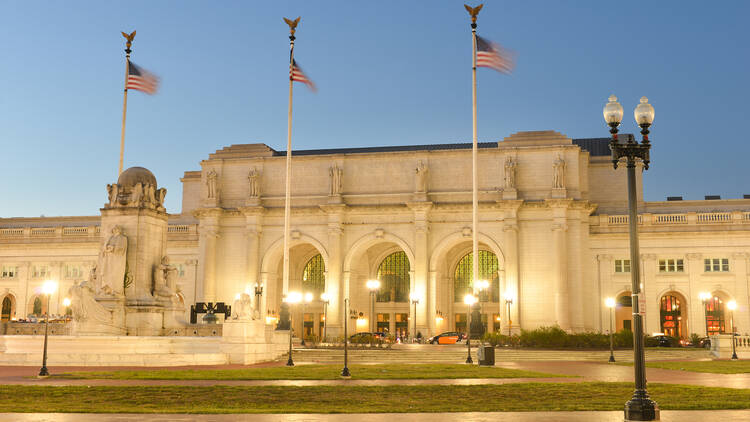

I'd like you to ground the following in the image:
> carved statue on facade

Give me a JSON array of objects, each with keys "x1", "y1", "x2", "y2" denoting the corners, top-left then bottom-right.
[
  {"x1": 232, "y1": 292, "x2": 253, "y2": 320},
  {"x1": 98, "y1": 226, "x2": 128, "y2": 296},
  {"x1": 415, "y1": 161, "x2": 429, "y2": 193},
  {"x1": 248, "y1": 168, "x2": 261, "y2": 198},
  {"x1": 145, "y1": 183, "x2": 156, "y2": 208},
  {"x1": 504, "y1": 156, "x2": 517, "y2": 189},
  {"x1": 329, "y1": 164, "x2": 343, "y2": 196},
  {"x1": 106, "y1": 184, "x2": 120, "y2": 208},
  {"x1": 129, "y1": 183, "x2": 143, "y2": 207},
  {"x1": 206, "y1": 169, "x2": 219, "y2": 199},
  {"x1": 553, "y1": 155, "x2": 566, "y2": 189},
  {"x1": 156, "y1": 188, "x2": 167, "y2": 211},
  {"x1": 153, "y1": 255, "x2": 177, "y2": 298}
]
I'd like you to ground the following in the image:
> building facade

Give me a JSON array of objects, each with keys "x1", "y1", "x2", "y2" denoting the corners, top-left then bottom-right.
[{"x1": 1, "y1": 130, "x2": 749, "y2": 339}]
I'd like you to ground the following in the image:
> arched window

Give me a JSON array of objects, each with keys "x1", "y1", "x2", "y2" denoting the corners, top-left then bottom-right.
[
  {"x1": 1, "y1": 296, "x2": 12, "y2": 322},
  {"x1": 302, "y1": 254, "x2": 325, "y2": 294},
  {"x1": 376, "y1": 251, "x2": 410, "y2": 303},
  {"x1": 454, "y1": 250, "x2": 500, "y2": 302},
  {"x1": 32, "y1": 297, "x2": 42, "y2": 316},
  {"x1": 705, "y1": 296, "x2": 725, "y2": 335},
  {"x1": 660, "y1": 294, "x2": 683, "y2": 338}
]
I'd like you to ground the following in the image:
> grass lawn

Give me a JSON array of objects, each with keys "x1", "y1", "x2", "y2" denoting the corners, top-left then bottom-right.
[
  {"x1": 618, "y1": 360, "x2": 750, "y2": 374},
  {"x1": 2, "y1": 383, "x2": 749, "y2": 413},
  {"x1": 53, "y1": 364, "x2": 568, "y2": 380}
]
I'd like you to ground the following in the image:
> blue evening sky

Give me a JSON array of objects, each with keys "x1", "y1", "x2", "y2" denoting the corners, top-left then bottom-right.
[{"x1": 1, "y1": 1, "x2": 748, "y2": 218}]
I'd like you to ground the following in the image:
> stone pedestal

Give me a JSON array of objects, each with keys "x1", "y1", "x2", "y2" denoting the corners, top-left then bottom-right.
[
  {"x1": 126, "y1": 306, "x2": 165, "y2": 336},
  {"x1": 501, "y1": 188, "x2": 517, "y2": 200},
  {"x1": 550, "y1": 187, "x2": 567, "y2": 199},
  {"x1": 221, "y1": 320, "x2": 288, "y2": 364}
]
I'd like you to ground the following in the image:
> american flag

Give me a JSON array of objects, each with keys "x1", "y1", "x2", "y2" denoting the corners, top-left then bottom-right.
[
  {"x1": 476, "y1": 35, "x2": 515, "y2": 74},
  {"x1": 126, "y1": 61, "x2": 159, "y2": 94},
  {"x1": 290, "y1": 59, "x2": 316, "y2": 92}
]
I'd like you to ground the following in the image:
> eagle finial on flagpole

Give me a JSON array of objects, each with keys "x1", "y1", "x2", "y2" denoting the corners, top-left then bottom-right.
[
  {"x1": 464, "y1": 4, "x2": 483, "y2": 24},
  {"x1": 121, "y1": 30, "x2": 136, "y2": 54},
  {"x1": 283, "y1": 17, "x2": 301, "y2": 37}
]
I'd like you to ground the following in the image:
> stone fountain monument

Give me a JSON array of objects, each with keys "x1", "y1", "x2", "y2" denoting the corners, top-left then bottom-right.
[{"x1": 70, "y1": 166, "x2": 185, "y2": 335}]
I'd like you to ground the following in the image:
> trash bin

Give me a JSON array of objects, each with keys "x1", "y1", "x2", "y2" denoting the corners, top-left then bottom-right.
[{"x1": 478, "y1": 345, "x2": 495, "y2": 366}]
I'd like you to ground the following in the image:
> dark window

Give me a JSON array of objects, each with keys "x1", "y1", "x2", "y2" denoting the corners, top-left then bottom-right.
[
  {"x1": 301, "y1": 254, "x2": 325, "y2": 294},
  {"x1": 376, "y1": 252, "x2": 410, "y2": 303},
  {"x1": 454, "y1": 250, "x2": 500, "y2": 302}
]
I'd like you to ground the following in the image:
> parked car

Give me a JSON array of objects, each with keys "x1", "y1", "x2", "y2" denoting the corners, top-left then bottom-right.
[
  {"x1": 698, "y1": 337, "x2": 711, "y2": 349},
  {"x1": 427, "y1": 331, "x2": 462, "y2": 344},
  {"x1": 653, "y1": 335, "x2": 676, "y2": 347}
]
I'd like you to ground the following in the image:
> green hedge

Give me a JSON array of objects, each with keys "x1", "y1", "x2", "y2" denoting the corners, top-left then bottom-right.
[{"x1": 482, "y1": 326, "x2": 638, "y2": 349}]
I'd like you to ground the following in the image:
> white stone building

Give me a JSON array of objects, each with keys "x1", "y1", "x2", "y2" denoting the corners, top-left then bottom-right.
[{"x1": 2, "y1": 130, "x2": 749, "y2": 339}]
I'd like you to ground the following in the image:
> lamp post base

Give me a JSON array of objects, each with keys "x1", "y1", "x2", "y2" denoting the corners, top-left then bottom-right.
[
  {"x1": 38, "y1": 367, "x2": 49, "y2": 377},
  {"x1": 340, "y1": 367, "x2": 351, "y2": 377},
  {"x1": 624, "y1": 391, "x2": 660, "y2": 421},
  {"x1": 286, "y1": 357, "x2": 294, "y2": 367},
  {"x1": 609, "y1": 353, "x2": 616, "y2": 363}
]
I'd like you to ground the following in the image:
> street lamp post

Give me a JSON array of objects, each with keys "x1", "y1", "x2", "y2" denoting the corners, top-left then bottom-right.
[
  {"x1": 603, "y1": 94, "x2": 659, "y2": 421},
  {"x1": 728, "y1": 300, "x2": 738, "y2": 360},
  {"x1": 476, "y1": 279, "x2": 489, "y2": 337},
  {"x1": 254, "y1": 283, "x2": 264, "y2": 319},
  {"x1": 38, "y1": 280, "x2": 57, "y2": 377},
  {"x1": 606, "y1": 297, "x2": 616, "y2": 363},
  {"x1": 409, "y1": 292, "x2": 420, "y2": 342},
  {"x1": 284, "y1": 291, "x2": 302, "y2": 366},
  {"x1": 341, "y1": 297, "x2": 352, "y2": 377},
  {"x1": 300, "y1": 292, "x2": 313, "y2": 346},
  {"x1": 504, "y1": 291, "x2": 514, "y2": 338},
  {"x1": 464, "y1": 293, "x2": 477, "y2": 364},
  {"x1": 320, "y1": 292, "x2": 330, "y2": 342},
  {"x1": 366, "y1": 279, "x2": 381, "y2": 334},
  {"x1": 699, "y1": 292, "x2": 711, "y2": 337}
]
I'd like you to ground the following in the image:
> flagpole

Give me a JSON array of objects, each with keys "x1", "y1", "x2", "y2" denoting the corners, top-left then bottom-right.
[
  {"x1": 281, "y1": 17, "x2": 299, "y2": 328},
  {"x1": 118, "y1": 31, "x2": 135, "y2": 176},
  {"x1": 467, "y1": 6, "x2": 482, "y2": 293}
]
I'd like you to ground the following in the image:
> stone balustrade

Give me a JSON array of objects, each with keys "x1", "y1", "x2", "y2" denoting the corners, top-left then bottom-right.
[
  {"x1": 0, "y1": 224, "x2": 197, "y2": 240},
  {"x1": 710, "y1": 334, "x2": 750, "y2": 359},
  {"x1": 598, "y1": 211, "x2": 750, "y2": 228}
]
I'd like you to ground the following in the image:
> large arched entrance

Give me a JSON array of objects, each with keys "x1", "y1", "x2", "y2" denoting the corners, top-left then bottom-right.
[
  {"x1": 453, "y1": 250, "x2": 501, "y2": 334},
  {"x1": 1, "y1": 294, "x2": 15, "y2": 321},
  {"x1": 659, "y1": 292, "x2": 686, "y2": 338},
  {"x1": 705, "y1": 293, "x2": 728, "y2": 335},
  {"x1": 343, "y1": 233, "x2": 414, "y2": 340}
]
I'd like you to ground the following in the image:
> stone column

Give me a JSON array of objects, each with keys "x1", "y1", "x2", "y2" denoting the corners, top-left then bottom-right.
[
  {"x1": 195, "y1": 209, "x2": 222, "y2": 303},
  {"x1": 242, "y1": 207, "x2": 264, "y2": 294},
  {"x1": 732, "y1": 252, "x2": 750, "y2": 333},
  {"x1": 19, "y1": 262, "x2": 30, "y2": 316},
  {"x1": 685, "y1": 253, "x2": 704, "y2": 336},
  {"x1": 641, "y1": 254, "x2": 658, "y2": 334},
  {"x1": 342, "y1": 271, "x2": 351, "y2": 336},
  {"x1": 320, "y1": 205, "x2": 346, "y2": 337},
  {"x1": 597, "y1": 254, "x2": 613, "y2": 332},
  {"x1": 408, "y1": 202, "x2": 431, "y2": 337},
  {"x1": 428, "y1": 270, "x2": 438, "y2": 336},
  {"x1": 501, "y1": 201, "x2": 522, "y2": 334},
  {"x1": 552, "y1": 222, "x2": 570, "y2": 330}
]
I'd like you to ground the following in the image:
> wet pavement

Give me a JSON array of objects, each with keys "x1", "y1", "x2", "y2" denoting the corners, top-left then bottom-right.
[{"x1": 4, "y1": 411, "x2": 750, "y2": 422}]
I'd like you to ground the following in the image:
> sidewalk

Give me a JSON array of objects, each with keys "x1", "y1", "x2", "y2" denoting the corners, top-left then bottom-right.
[{"x1": 3, "y1": 411, "x2": 750, "y2": 422}]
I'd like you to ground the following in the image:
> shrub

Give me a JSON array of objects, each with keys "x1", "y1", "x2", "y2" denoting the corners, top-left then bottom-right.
[{"x1": 689, "y1": 333, "x2": 702, "y2": 347}]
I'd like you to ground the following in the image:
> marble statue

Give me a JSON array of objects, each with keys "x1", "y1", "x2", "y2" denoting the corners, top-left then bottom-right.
[
  {"x1": 153, "y1": 256, "x2": 177, "y2": 298},
  {"x1": 106, "y1": 184, "x2": 120, "y2": 208},
  {"x1": 415, "y1": 161, "x2": 429, "y2": 193},
  {"x1": 504, "y1": 157, "x2": 517, "y2": 189},
  {"x1": 553, "y1": 156, "x2": 566, "y2": 189},
  {"x1": 129, "y1": 183, "x2": 143, "y2": 207},
  {"x1": 145, "y1": 183, "x2": 156, "y2": 208},
  {"x1": 206, "y1": 169, "x2": 218, "y2": 199},
  {"x1": 232, "y1": 292, "x2": 253, "y2": 320},
  {"x1": 156, "y1": 188, "x2": 167, "y2": 211},
  {"x1": 69, "y1": 281, "x2": 113, "y2": 325},
  {"x1": 329, "y1": 164, "x2": 343, "y2": 196},
  {"x1": 248, "y1": 168, "x2": 261, "y2": 198},
  {"x1": 98, "y1": 226, "x2": 128, "y2": 296}
]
